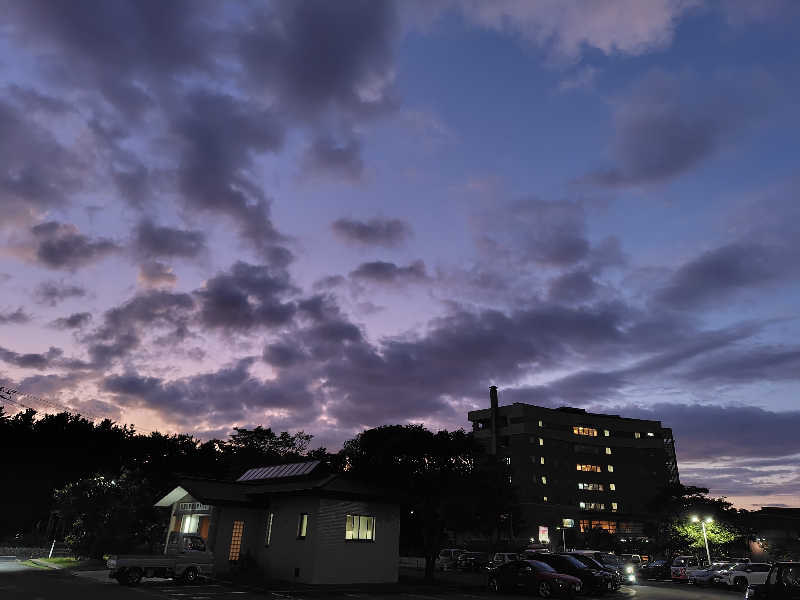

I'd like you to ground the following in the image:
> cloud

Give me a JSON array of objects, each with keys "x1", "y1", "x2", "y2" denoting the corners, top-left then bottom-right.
[
  {"x1": 33, "y1": 281, "x2": 87, "y2": 306},
  {"x1": 138, "y1": 262, "x2": 178, "y2": 288},
  {"x1": 350, "y1": 260, "x2": 429, "y2": 285},
  {"x1": 133, "y1": 219, "x2": 206, "y2": 260},
  {"x1": 582, "y1": 69, "x2": 774, "y2": 186},
  {"x1": 548, "y1": 269, "x2": 598, "y2": 303},
  {"x1": 558, "y1": 66, "x2": 600, "y2": 92},
  {"x1": 50, "y1": 312, "x2": 93, "y2": 330},
  {"x1": 0, "y1": 345, "x2": 62, "y2": 369},
  {"x1": 195, "y1": 261, "x2": 297, "y2": 332},
  {"x1": 30, "y1": 221, "x2": 118, "y2": 270},
  {"x1": 683, "y1": 346, "x2": 800, "y2": 384},
  {"x1": 331, "y1": 217, "x2": 413, "y2": 247},
  {"x1": 303, "y1": 136, "x2": 364, "y2": 181},
  {"x1": 0, "y1": 308, "x2": 32, "y2": 325},
  {"x1": 452, "y1": 0, "x2": 699, "y2": 60}
]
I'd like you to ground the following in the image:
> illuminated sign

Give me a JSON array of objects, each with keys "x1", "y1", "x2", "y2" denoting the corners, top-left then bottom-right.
[
  {"x1": 538, "y1": 526, "x2": 549, "y2": 543},
  {"x1": 562, "y1": 518, "x2": 575, "y2": 528}
]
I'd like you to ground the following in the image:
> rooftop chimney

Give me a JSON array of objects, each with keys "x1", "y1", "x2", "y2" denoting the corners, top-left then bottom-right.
[{"x1": 490, "y1": 385, "x2": 498, "y2": 410}]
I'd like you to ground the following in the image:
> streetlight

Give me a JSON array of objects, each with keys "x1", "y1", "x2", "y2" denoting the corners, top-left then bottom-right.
[{"x1": 691, "y1": 515, "x2": 713, "y2": 566}]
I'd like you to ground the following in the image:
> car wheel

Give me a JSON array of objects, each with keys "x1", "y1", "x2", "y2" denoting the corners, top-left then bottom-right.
[
  {"x1": 537, "y1": 581, "x2": 553, "y2": 598},
  {"x1": 125, "y1": 567, "x2": 143, "y2": 586},
  {"x1": 735, "y1": 577, "x2": 748, "y2": 592},
  {"x1": 488, "y1": 578, "x2": 501, "y2": 593},
  {"x1": 182, "y1": 567, "x2": 199, "y2": 584}
]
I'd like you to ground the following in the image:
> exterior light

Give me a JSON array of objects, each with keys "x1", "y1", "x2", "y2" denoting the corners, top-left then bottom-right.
[
  {"x1": 691, "y1": 515, "x2": 713, "y2": 566},
  {"x1": 691, "y1": 515, "x2": 699, "y2": 522},
  {"x1": 705, "y1": 517, "x2": 713, "y2": 524}
]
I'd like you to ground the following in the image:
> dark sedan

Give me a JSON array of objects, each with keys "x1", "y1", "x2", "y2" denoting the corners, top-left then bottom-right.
[
  {"x1": 639, "y1": 559, "x2": 671, "y2": 580},
  {"x1": 527, "y1": 552, "x2": 613, "y2": 595},
  {"x1": 457, "y1": 552, "x2": 491, "y2": 572},
  {"x1": 564, "y1": 553, "x2": 622, "y2": 590},
  {"x1": 488, "y1": 559, "x2": 582, "y2": 598}
]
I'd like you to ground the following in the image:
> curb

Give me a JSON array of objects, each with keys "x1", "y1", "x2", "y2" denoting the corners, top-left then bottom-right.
[{"x1": 29, "y1": 559, "x2": 62, "y2": 569}]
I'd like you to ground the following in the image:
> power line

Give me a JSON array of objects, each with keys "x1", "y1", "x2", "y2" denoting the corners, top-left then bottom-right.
[{"x1": 0, "y1": 383, "x2": 103, "y2": 422}]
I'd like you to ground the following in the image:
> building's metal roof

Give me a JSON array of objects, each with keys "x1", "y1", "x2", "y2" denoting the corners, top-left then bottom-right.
[{"x1": 237, "y1": 460, "x2": 321, "y2": 482}]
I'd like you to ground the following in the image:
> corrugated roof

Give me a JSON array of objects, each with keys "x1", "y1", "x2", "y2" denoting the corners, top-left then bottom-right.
[{"x1": 237, "y1": 460, "x2": 321, "y2": 482}]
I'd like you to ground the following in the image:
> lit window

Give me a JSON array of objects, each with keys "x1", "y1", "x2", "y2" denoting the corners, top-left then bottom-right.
[
  {"x1": 576, "y1": 464, "x2": 602, "y2": 472},
  {"x1": 543, "y1": 496, "x2": 548, "y2": 502},
  {"x1": 540, "y1": 456, "x2": 545, "y2": 465},
  {"x1": 607, "y1": 465, "x2": 614, "y2": 473},
  {"x1": 180, "y1": 514, "x2": 199, "y2": 533},
  {"x1": 345, "y1": 514, "x2": 375, "y2": 541},
  {"x1": 580, "y1": 502, "x2": 605, "y2": 511},
  {"x1": 538, "y1": 420, "x2": 543, "y2": 427},
  {"x1": 647, "y1": 432, "x2": 655, "y2": 437},
  {"x1": 578, "y1": 482, "x2": 604, "y2": 491},
  {"x1": 603, "y1": 430, "x2": 610, "y2": 437},
  {"x1": 229, "y1": 520, "x2": 244, "y2": 561},
  {"x1": 504, "y1": 456, "x2": 511, "y2": 465},
  {"x1": 605, "y1": 447, "x2": 612, "y2": 455},
  {"x1": 507, "y1": 475, "x2": 512, "y2": 485},
  {"x1": 265, "y1": 513, "x2": 274, "y2": 546},
  {"x1": 579, "y1": 501, "x2": 586, "y2": 509},
  {"x1": 611, "y1": 502, "x2": 618, "y2": 512},
  {"x1": 541, "y1": 476, "x2": 547, "y2": 485},
  {"x1": 634, "y1": 432, "x2": 641, "y2": 439},
  {"x1": 573, "y1": 426, "x2": 598, "y2": 437},
  {"x1": 538, "y1": 437, "x2": 544, "y2": 446},
  {"x1": 297, "y1": 513, "x2": 309, "y2": 539},
  {"x1": 609, "y1": 483, "x2": 616, "y2": 491}
]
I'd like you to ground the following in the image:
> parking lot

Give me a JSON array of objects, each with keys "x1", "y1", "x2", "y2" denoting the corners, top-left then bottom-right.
[{"x1": 0, "y1": 560, "x2": 750, "y2": 600}]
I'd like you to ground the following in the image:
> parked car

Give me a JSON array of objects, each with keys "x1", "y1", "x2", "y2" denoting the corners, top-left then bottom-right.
[
  {"x1": 438, "y1": 548, "x2": 466, "y2": 571},
  {"x1": 564, "y1": 553, "x2": 623, "y2": 589},
  {"x1": 639, "y1": 559, "x2": 671, "y2": 580},
  {"x1": 489, "y1": 552, "x2": 520, "y2": 568},
  {"x1": 457, "y1": 551, "x2": 491, "y2": 572},
  {"x1": 745, "y1": 562, "x2": 800, "y2": 599},
  {"x1": 670, "y1": 555, "x2": 701, "y2": 581},
  {"x1": 687, "y1": 562, "x2": 735, "y2": 586},
  {"x1": 528, "y1": 552, "x2": 614, "y2": 595},
  {"x1": 488, "y1": 559, "x2": 582, "y2": 598},
  {"x1": 718, "y1": 562, "x2": 772, "y2": 591},
  {"x1": 107, "y1": 532, "x2": 212, "y2": 586}
]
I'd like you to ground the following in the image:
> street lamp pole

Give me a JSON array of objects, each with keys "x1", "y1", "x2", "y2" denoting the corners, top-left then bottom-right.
[{"x1": 692, "y1": 516, "x2": 713, "y2": 566}]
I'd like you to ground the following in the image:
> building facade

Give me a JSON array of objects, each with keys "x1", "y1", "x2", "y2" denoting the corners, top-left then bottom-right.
[
  {"x1": 468, "y1": 387, "x2": 679, "y2": 544},
  {"x1": 154, "y1": 461, "x2": 400, "y2": 584}
]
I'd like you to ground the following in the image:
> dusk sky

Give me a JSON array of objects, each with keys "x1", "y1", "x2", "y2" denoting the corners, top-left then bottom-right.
[{"x1": 1, "y1": 0, "x2": 799, "y2": 509}]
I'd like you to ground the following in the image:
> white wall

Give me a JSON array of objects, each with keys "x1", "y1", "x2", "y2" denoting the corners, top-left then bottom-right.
[{"x1": 254, "y1": 496, "x2": 321, "y2": 583}]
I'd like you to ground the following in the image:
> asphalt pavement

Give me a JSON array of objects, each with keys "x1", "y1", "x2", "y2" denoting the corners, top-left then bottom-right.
[{"x1": 0, "y1": 563, "x2": 745, "y2": 600}]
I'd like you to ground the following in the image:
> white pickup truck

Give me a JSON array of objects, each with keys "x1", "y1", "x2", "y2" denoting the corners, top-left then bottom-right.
[{"x1": 107, "y1": 532, "x2": 214, "y2": 586}]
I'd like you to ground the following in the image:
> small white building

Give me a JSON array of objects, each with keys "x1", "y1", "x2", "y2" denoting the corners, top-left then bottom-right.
[{"x1": 154, "y1": 460, "x2": 400, "y2": 584}]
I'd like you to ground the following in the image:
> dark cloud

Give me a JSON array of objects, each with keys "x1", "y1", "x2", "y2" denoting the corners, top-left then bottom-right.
[
  {"x1": 655, "y1": 242, "x2": 790, "y2": 309},
  {"x1": 303, "y1": 136, "x2": 363, "y2": 181},
  {"x1": 548, "y1": 269, "x2": 598, "y2": 303},
  {"x1": 0, "y1": 346, "x2": 62, "y2": 369},
  {"x1": 31, "y1": 221, "x2": 118, "y2": 270},
  {"x1": 87, "y1": 290, "x2": 195, "y2": 366},
  {"x1": 195, "y1": 261, "x2": 297, "y2": 332},
  {"x1": 133, "y1": 219, "x2": 206, "y2": 260},
  {"x1": 331, "y1": 217, "x2": 412, "y2": 247},
  {"x1": 0, "y1": 308, "x2": 32, "y2": 325},
  {"x1": 350, "y1": 260, "x2": 429, "y2": 284},
  {"x1": 138, "y1": 261, "x2": 178, "y2": 288},
  {"x1": 50, "y1": 312, "x2": 93, "y2": 330},
  {"x1": 683, "y1": 346, "x2": 800, "y2": 384},
  {"x1": 33, "y1": 281, "x2": 87, "y2": 306},
  {"x1": 582, "y1": 69, "x2": 774, "y2": 186},
  {"x1": 16, "y1": 371, "x2": 92, "y2": 397},
  {"x1": 312, "y1": 275, "x2": 346, "y2": 291},
  {"x1": 263, "y1": 343, "x2": 309, "y2": 369}
]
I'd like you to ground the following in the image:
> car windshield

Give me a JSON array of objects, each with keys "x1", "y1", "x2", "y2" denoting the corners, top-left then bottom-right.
[
  {"x1": 571, "y1": 555, "x2": 602, "y2": 569},
  {"x1": 600, "y1": 553, "x2": 619, "y2": 566},
  {"x1": 528, "y1": 560, "x2": 556, "y2": 573},
  {"x1": 711, "y1": 563, "x2": 733, "y2": 570},
  {"x1": 561, "y1": 555, "x2": 589, "y2": 569},
  {"x1": 651, "y1": 560, "x2": 667, "y2": 566}
]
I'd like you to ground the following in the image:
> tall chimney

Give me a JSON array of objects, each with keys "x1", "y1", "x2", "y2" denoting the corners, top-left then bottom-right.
[{"x1": 489, "y1": 385, "x2": 498, "y2": 456}]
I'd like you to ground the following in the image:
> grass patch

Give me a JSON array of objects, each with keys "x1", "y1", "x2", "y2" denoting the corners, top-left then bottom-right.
[
  {"x1": 37, "y1": 557, "x2": 79, "y2": 566},
  {"x1": 21, "y1": 560, "x2": 49, "y2": 569}
]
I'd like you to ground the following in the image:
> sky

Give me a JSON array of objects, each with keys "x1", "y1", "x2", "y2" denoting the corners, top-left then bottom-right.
[{"x1": 0, "y1": 0, "x2": 799, "y2": 509}]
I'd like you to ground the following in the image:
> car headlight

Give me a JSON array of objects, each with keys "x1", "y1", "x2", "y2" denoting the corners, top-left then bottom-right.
[{"x1": 626, "y1": 566, "x2": 634, "y2": 573}]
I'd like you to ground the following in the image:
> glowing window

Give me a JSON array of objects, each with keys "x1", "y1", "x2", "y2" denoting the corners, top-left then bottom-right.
[
  {"x1": 229, "y1": 520, "x2": 244, "y2": 561},
  {"x1": 578, "y1": 482, "x2": 604, "y2": 491},
  {"x1": 603, "y1": 430, "x2": 610, "y2": 437},
  {"x1": 345, "y1": 514, "x2": 375, "y2": 541},
  {"x1": 297, "y1": 513, "x2": 309, "y2": 539},
  {"x1": 540, "y1": 456, "x2": 545, "y2": 465},
  {"x1": 609, "y1": 483, "x2": 616, "y2": 491},
  {"x1": 538, "y1": 437, "x2": 544, "y2": 446},
  {"x1": 573, "y1": 426, "x2": 598, "y2": 437},
  {"x1": 634, "y1": 432, "x2": 641, "y2": 439},
  {"x1": 580, "y1": 502, "x2": 605, "y2": 511},
  {"x1": 507, "y1": 475, "x2": 512, "y2": 485},
  {"x1": 605, "y1": 447, "x2": 612, "y2": 455},
  {"x1": 180, "y1": 514, "x2": 199, "y2": 534},
  {"x1": 607, "y1": 465, "x2": 614, "y2": 473},
  {"x1": 543, "y1": 496, "x2": 548, "y2": 502},
  {"x1": 576, "y1": 464, "x2": 602, "y2": 472},
  {"x1": 541, "y1": 476, "x2": 547, "y2": 485},
  {"x1": 647, "y1": 432, "x2": 655, "y2": 437},
  {"x1": 538, "y1": 420, "x2": 543, "y2": 427},
  {"x1": 265, "y1": 513, "x2": 274, "y2": 546},
  {"x1": 504, "y1": 456, "x2": 511, "y2": 465},
  {"x1": 611, "y1": 502, "x2": 619, "y2": 512}
]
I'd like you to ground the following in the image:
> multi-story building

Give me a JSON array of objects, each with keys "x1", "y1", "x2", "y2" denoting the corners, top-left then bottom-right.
[{"x1": 468, "y1": 387, "x2": 679, "y2": 545}]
